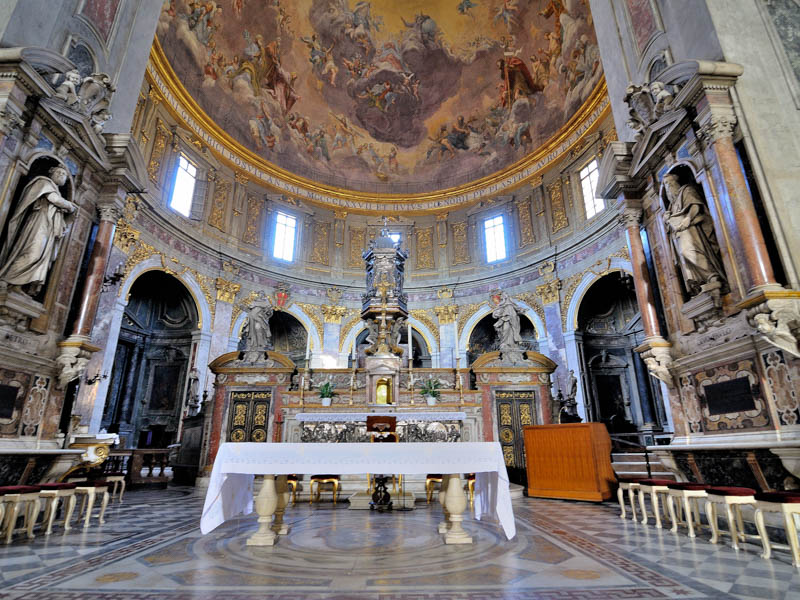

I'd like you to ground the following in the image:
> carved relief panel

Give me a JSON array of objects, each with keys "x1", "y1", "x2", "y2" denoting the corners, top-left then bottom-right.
[
  {"x1": 147, "y1": 119, "x2": 170, "y2": 185},
  {"x1": 207, "y1": 177, "x2": 230, "y2": 233},
  {"x1": 310, "y1": 221, "x2": 331, "y2": 266},
  {"x1": 548, "y1": 180, "x2": 569, "y2": 233},
  {"x1": 451, "y1": 221, "x2": 471, "y2": 265},
  {"x1": 516, "y1": 196, "x2": 535, "y2": 247},
  {"x1": 242, "y1": 195, "x2": 262, "y2": 246},
  {"x1": 415, "y1": 227, "x2": 434, "y2": 270},
  {"x1": 348, "y1": 227, "x2": 366, "y2": 268}
]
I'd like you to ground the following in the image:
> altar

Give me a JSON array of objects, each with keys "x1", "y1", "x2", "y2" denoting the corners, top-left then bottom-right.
[{"x1": 200, "y1": 441, "x2": 515, "y2": 546}]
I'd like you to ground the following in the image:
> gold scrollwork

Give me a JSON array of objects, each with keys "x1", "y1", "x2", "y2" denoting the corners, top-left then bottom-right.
[
  {"x1": 503, "y1": 446, "x2": 514, "y2": 466},
  {"x1": 549, "y1": 180, "x2": 568, "y2": 233},
  {"x1": 415, "y1": 227, "x2": 434, "y2": 270},
  {"x1": 516, "y1": 197, "x2": 535, "y2": 247},
  {"x1": 233, "y1": 404, "x2": 247, "y2": 426},
  {"x1": 520, "y1": 404, "x2": 532, "y2": 425},
  {"x1": 348, "y1": 228, "x2": 366, "y2": 268},
  {"x1": 208, "y1": 178, "x2": 230, "y2": 232},
  {"x1": 457, "y1": 301, "x2": 487, "y2": 338},
  {"x1": 147, "y1": 120, "x2": 170, "y2": 184},
  {"x1": 243, "y1": 195, "x2": 262, "y2": 245},
  {"x1": 500, "y1": 428, "x2": 514, "y2": 444},
  {"x1": 216, "y1": 277, "x2": 241, "y2": 304},
  {"x1": 295, "y1": 303, "x2": 324, "y2": 346},
  {"x1": 500, "y1": 403, "x2": 512, "y2": 426},
  {"x1": 251, "y1": 428, "x2": 267, "y2": 442},
  {"x1": 451, "y1": 221, "x2": 470, "y2": 265},
  {"x1": 254, "y1": 404, "x2": 267, "y2": 426},
  {"x1": 310, "y1": 222, "x2": 331, "y2": 266},
  {"x1": 409, "y1": 309, "x2": 439, "y2": 346},
  {"x1": 231, "y1": 429, "x2": 245, "y2": 442}
]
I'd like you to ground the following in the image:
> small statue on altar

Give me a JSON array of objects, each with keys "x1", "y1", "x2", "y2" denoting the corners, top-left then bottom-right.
[{"x1": 240, "y1": 299, "x2": 273, "y2": 361}]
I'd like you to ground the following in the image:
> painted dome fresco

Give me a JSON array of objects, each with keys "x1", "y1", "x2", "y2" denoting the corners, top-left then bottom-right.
[{"x1": 157, "y1": 0, "x2": 602, "y2": 195}]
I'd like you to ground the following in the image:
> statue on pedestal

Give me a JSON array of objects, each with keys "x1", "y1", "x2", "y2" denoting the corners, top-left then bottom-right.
[
  {"x1": 241, "y1": 300, "x2": 273, "y2": 362},
  {"x1": 491, "y1": 291, "x2": 526, "y2": 364},
  {"x1": 0, "y1": 166, "x2": 76, "y2": 297},
  {"x1": 662, "y1": 174, "x2": 727, "y2": 297}
]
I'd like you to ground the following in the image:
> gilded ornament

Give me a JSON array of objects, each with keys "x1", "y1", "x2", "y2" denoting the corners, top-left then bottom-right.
[
  {"x1": 215, "y1": 277, "x2": 241, "y2": 304},
  {"x1": 549, "y1": 180, "x2": 568, "y2": 233},
  {"x1": 208, "y1": 179, "x2": 230, "y2": 232},
  {"x1": 500, "y1": 403, "x2": 512, "y2": 425},
  {"x1": 113, "y1": 221, "x2": 140, "y2": 254},
  {"x1": 513, "y1": 292, "x2": 546, "y2": 331},
  {"x1": 295, "y1": 302, "x2": 324, "y2": 344},
  {"x1": 434, "y1": 304, "x2": 458, "y2": 325},
  {"x1": 326, "y1": 286, "x2": 343, "y2": 303},
  {"x1": 503, "y1": 446, "x2": 514, "y2": 466},
  {"x1": 520, "y1": 403, "x2": 532, "y2": 425},
  {"x1": 516, "y1": 196, "x2": 535, "y2": 247},
  {"x1": 233, "y1": 404, "x2": 246, "y2": 426},
  {"x1": 437, "y1": 287, "x2": 454, "y2": 300},
  {"x1": 321, "y1": 304, "x2": 348, "y2": 324},
  {"x1": 415, "y1": 227, "x2": 434, "y2": 270},
  {"x1": 235, "y1": 171, "x2": 249, "y2": 185},
  {"x1": 339, "y1": 313, "x2": 365, "y2": 351},
  {"x1": 147, "y1": 120, "x2": 170, "y2": 184},
  {"x1": 347, "y1": 227, "x2": 367, "y2": 268},
  {"x1": 254, "y1": 404, "x2": 267, "y2": 426},
  {"x1": 457, "y1": 301, "x2": 487, "y2": 338},
  {"x1": 409, "y1": 309, "x2": 440, "y2": 345},
  {"x1": 310, "y1": 222, "x2": 331, "y2": 266},
  {"x1": 500, "y1": 428, "x2": 514, "y2": 443},
  {"x1": 536, "y1": 279, "x2": 562, "y2": 305},
  {"x1": 451, "y1": 221, "x2": 470, "y2": 265},
  {"x1": 243, "y1": 195, "x2": 262, "y2": 245}
]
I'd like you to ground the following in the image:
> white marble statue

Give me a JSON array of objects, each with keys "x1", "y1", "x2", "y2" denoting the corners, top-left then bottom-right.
[
  {"x1": 662, "y1": 174, "x2": 727, "y2": 297},
  {"x1": 491, "y1": 291, "x2": 526, "y2": 364},
  {"x1": 241, "y1": 301, "x2": 274, "y2": 360},
  {"x1": 0, "y1": 166, "x2": 76, "y2": 297}
]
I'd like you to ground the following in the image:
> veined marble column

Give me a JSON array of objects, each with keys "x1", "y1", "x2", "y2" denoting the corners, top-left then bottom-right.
[
  {"x1": 56, "y1": 203, "x2": 120, "y2": 392},
  {"x1": 620, "y1": 205, "x2": 674, "y2": 387},
  {"x1": 700, "y1": 113, "x2": 778, "y2": 293}
]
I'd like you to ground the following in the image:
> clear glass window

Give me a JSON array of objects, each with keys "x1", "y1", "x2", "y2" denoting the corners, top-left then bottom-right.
[
  {"x1": 484, "y1": 215, "x2": 507, "y2": 263},
  {"x1": 273, "y1": 212, "x2": 297, "y2": 261},
  {"x1": 580, "y1": 159, "x2": 603, "y2": 218},
  {"x1": 169, "y1": 155, "x2": 197, "y2": 217},
  {"x1": 388, "y1": 232, "x2": 401, "y2": 244}
]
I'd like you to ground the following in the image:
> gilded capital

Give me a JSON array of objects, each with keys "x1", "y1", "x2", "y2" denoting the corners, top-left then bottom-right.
[
  {"x1": 434, "y1": 304, "x2": 458, "y2": 324},
  {"x1": 215, "y1": 277, "x2": 241, "y2": 304},
  {"x1": 321, "y1": 304, "x2": 348, "y2": 323},
  {"x1": 536, "y1": 279, "x2": 562, "y2": 305}
]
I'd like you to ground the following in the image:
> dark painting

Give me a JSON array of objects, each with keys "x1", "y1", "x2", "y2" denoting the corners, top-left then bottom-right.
[{"x1": 149, "y1": 365, "x2": 182, "y2": 412}]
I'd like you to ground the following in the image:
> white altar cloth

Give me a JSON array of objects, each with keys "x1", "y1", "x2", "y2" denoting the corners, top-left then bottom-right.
[
  {"x1": 294, "y1": 412, "x2": 467, "y2": 422},
  {"x1": 200, "y1": 442, "x2": 515, "y2": 540}
]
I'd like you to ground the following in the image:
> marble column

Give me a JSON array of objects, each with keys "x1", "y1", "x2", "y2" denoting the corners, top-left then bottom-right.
[
  {"x1": 620, "y1": 205, "x2": 674, "y2": 387},
  {"x1": 701, "y1": 115, "x2": 778, "y2": 293},
  {"x1": 76, "y1": 205, "x2": 118, "y2": 337}
]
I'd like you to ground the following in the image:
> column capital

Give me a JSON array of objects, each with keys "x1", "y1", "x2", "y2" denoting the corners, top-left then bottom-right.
[
  {"x1": 215, "y1": 277, "x2": 241, "y2": 304},
  {"x1": 97, "y1": 203, "x2": 120, "y2": 223},
  {"x1": 618, "y1": 207, "x2": 642, "y2": 229},
  {"x1": 697, "y1": 110, "x2": 737, "y2": 144}
]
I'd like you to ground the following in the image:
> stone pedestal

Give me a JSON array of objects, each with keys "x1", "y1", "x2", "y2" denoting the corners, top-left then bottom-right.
[
  {"x1": 0, "y1": 285, "x2": 44, "y2": 331},
  {"x1": 365, "y1": 355, "x2": 401, "y2": 405}
]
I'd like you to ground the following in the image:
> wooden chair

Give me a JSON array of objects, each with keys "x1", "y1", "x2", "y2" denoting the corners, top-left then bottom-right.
[
  {"x1": 753, "y1": 491, "x2": 800, "y2": 567},
  {"x1": 616, "y1": 477, "x2": 642, "y2": 521},
  {"x1": 73, "y1": 481, "x2": 111, "y2": 529},
  {"x1": 666, "y1": 482, "x2": 709, "y2": 538},
  {"x1": 37, "y1": 483, "x2": 78, "y2": 535},
  {"x1": 704, "y1": 486, "x2": 759, "y2": 551},
  {"x1": 0, "y1": 485, "x2": 42, "y2": 543},
  {"x1": 636, "y1": 478, "x2": 675, "y2": 529}
]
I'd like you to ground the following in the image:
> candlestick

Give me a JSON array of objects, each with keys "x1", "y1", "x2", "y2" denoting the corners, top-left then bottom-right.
[{"x1": 407, "y1": 322, "x2": 412, "y2": 366}]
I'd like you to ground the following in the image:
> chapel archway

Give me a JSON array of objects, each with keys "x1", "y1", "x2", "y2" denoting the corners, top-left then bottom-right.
[
  {"x1": 576, "y1": 272, "x2": 665, "y2": 440},
  {"x1": 101, "y1": 270, "x2": 198, "y2": 449}
]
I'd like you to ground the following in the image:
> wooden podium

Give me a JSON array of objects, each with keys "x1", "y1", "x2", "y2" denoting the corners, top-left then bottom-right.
[{"x1": 523, "y1": 423, "x2": 615, "y2": 502}]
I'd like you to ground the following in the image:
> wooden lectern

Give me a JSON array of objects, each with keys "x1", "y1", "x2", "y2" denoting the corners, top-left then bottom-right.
[{"x1": 522, "y1": 423, "x2": 615, "y2": 502}]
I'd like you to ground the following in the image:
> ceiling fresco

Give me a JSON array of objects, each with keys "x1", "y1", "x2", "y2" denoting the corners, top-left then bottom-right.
[{"x1": 157, "y1": 0, "x2": 602, "y2": 195}]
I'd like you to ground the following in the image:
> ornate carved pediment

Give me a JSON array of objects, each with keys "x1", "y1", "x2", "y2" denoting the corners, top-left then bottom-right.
[
  {"x1": 38, "y1": 99, "x2": 110, "y2": 168},
  {"x1": 629, "y1": 108, "x2": 689, "y2": 179}
]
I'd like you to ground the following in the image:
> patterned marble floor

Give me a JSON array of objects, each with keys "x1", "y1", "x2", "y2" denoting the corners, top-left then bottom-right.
[{"x1": 0, "y1": 486, "x2": 798, "y2": 599}]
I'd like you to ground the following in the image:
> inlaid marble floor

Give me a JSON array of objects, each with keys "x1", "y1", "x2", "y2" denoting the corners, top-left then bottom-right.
[{"x1": 0, "y1": 486, "x2": 798, "y2": 599}]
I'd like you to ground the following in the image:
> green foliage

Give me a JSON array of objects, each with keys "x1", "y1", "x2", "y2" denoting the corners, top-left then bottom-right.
[
  {"x1": 418, "y1": 377, "x2": 441, "y2": 398},
  {"x1": 317, "y1": 381, "x2": 337, "y2": 398}
]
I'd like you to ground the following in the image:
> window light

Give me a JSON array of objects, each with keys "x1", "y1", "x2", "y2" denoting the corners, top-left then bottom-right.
[
  {"x1": 388, "y1": 232, "x2": 401, "y2": 244},
  {"x1": 484, "y1": 215, "x2": 507, "y2": 263},
  {"x1": 169, "y1": 155, "x2": 197, "y2": 217},
  {"x1": 273, "y1": 212, "x2": 297, "y2": 261},
  {"x1": 580, "y1": 159, "x2": 603, "y2": 218}
]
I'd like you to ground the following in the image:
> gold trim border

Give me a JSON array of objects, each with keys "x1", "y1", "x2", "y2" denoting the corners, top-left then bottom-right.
[{"x1": 147, "y1": 38, "x2": 610, "y2": 214}]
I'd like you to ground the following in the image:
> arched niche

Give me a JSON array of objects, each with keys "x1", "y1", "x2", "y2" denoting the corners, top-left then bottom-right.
[
  {"x1": 102, "y1": 270, "x2": 199, "y2": 449},
  {"x1": 466, "y1": 313, "x2": 537, "y2": 366},
  {"x1": 457, "y1": 301, "x2": 546, "y2": 365},
  {"x1": 351, "y1": 324, "x2": 431, "y2": 368},
  {"x1": 236, "y1": 309, "x2": 309, "y2": 366},
  {"x1": 230, "y1": 304, "x2": 318, "y2": 364},
  {"x1": 575, "y1": 271, "x2": 666, "y2": 437}
]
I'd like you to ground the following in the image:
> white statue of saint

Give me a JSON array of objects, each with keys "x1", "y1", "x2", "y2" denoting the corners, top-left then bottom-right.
[{"x1": 0, "y1": 166, "x2": 76, "y2": 297}]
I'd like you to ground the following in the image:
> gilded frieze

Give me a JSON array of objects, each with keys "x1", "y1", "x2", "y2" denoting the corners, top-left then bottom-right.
[
  {"x1": 208, "y1": 178, "x2": 230, "y2": 232},
  {"x1": 348, "y1": 228, "x2": 366, "y2": 268},
  {"x1": 415, "y1": 227, "x2": 434, "y2": 270},
  {"x1": 310, "y1": 222, "x2": 331, "y2": 266},
  {"x1": 215, "y1": 277, "x2": 241, "y2": 304},
  {"x1": 451, "y1": 221, "x2": 470, "y2": 265},
  {"x1": 513, "y1": 292, "x2": 546, "y2": 332},
  {"x1": 549, "y1": 180, "x2": 568, "y2": 233}
]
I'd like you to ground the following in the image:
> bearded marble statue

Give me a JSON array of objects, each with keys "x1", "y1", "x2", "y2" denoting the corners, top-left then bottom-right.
[
  {"x1": 662, "y1": 174, "x2": 727, "y2": 297},
  {"x1": 0, "y1": 166, "x2": 76, "y2": 297},
  {"x1": 241, "y1": 301, "x2": 274, "y2": 360}
]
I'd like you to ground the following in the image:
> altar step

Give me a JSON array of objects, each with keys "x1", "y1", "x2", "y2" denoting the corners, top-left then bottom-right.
[{"x1": 611, "y1": 452, "x2": 675, "y2": 480}]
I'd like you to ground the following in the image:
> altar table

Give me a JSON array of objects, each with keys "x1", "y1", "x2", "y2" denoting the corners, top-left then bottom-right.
[{"x1": 200, "y1": 442, "x2": 515, "y2": 545}]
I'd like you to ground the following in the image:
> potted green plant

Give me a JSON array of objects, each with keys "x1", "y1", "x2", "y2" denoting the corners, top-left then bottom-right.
[
  {"x1": 318, "y1": 381, "x2": 336, "y2": 407},
  {"x1": 418, "y1": 378, "x2": 441, "y2": 406}
]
